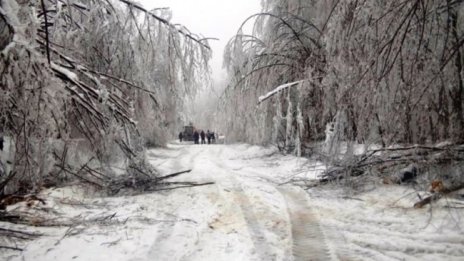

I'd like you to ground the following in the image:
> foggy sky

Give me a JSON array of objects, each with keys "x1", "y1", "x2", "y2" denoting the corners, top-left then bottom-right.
[{"x1": 138, "y1": 0, "x2": 261, "y2": 84}]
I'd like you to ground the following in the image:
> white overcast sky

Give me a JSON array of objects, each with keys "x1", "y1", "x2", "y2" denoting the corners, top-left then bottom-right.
[{"x1": 138, "y1": 0, "x2": 261, "y2": 83}]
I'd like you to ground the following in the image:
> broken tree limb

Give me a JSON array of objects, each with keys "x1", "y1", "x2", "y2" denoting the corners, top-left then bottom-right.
[
  {"x1": 52, "y1": 149, "x2": 107, "y2": 188},
  {"x1": 414, "y1": 182, "x2": 464, "y2": 208},
  {"x1": 0, "y1": 227, "x2": 41, "y2": 252},
  {"x1": 413, "y1": 194, "x2": 442, "y2": 209},
  {"x1": 157, "y1": 169, "x2": 192, "y2": 181},
  {"x1": 128, "y1": 165, "x2": 153, "y2": 178},
  {"x1": 152, "y1": 182, "x2": 215, "y2": 192},
  {"x1": 54, "y1": 163, "x2": 104, "y2": 188},
  {"x1": 0, "y1": 245, "x2": 23, "y2": 251},
  {"x1": 0, "y1": 227, "x2": 42, "y2": 238},
  {"x1": 315, "y1": 144, "x2": 464, "y2": 186}
]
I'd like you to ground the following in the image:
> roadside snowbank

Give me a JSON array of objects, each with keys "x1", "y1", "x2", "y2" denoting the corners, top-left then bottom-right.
[
  {"x1": 308, "y1": 185, "x2": 464, "y2": 260},
  {"x1": 1, "y1": 143, "x2": 463, "y2": 261}
]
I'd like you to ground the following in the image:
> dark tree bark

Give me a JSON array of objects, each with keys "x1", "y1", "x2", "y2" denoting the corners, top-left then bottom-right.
[
  {"x1": 448, "y1": 2, "x2": 464, "y2": 141},
  {"x1": 0, "y1": 14, "x2": 13, "y2": 51}
]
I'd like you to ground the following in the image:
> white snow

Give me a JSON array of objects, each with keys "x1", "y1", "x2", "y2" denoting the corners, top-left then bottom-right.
[
  {"x1": 1, "y1": 143, "x2": 463, "y2": 260},
  {"x1": 51, "y1": 63, "x2": 79, "y2": 82},
  {"x1": 307, "y1": 185, "x2": 464, "y2": 260},
  {"x1": 0, "y1": 136, "x2": 14, "y2": 177}
]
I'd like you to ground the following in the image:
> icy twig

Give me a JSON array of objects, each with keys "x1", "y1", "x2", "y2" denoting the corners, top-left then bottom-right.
[
  {"x1": 0, "y1": 227, "x2": 42, "y2": 238},
  {"x1": 157, "y1": 169, "x2": 192, "y2": 181},
  {"x1": 0, "y1": 245, "x2": 22, "y2": 251},
  {"x1": 152, "y1": 182, "x2": 215, "y2": 192}
]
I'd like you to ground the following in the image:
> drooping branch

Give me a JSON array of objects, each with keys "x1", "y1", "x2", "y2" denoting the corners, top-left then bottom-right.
[
  {"x1": 258, "y1": 80, "x2": 305, "y2": 104},
  {"x1": 117, "y1": 0, "x2": 211, "y2": 50},
  {"x1": 232, "y1": 63, "x2": 296, "y2": 91},
  {"x1": 236, "y1": 12, "x2": 321, "y2": 54}
]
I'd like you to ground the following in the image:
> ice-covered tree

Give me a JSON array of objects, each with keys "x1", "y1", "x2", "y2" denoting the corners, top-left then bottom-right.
[
  {"x1": 0, "y1": 0, "x2": 210, "y2": 194},
  {"x1": 218, "y1": 0, "x2": 328, "y2": 151},
  {"x1": 218, "y1": 0, "x2": 464, "y2": 154}
]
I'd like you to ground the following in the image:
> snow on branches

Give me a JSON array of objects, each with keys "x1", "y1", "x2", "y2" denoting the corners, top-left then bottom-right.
[
  {"x1": 258, "y1": 80, "x2": 304, "y2": 104},
  {"x1": 217, "y1": 0, "x2": 464, "y2": 152},
  {"x1": 0, "y1": 0, "x2": 211, "y2": 195}
]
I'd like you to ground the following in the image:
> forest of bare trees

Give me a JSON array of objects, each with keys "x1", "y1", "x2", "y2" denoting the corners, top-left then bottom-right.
[
  {"x1": 0, "y1": 1, "x2": 464, "y2": 258},
  {"x1": 1, "y1": 0, "x2": 464, "y2": 206},
  {"x1": 219, "y1": 0, "x2": 463, "y2": 146},
  {"x1": 215, "y1": 0, "x2": 464, "y2": 188},
  {"x1": 0, "y1": 0, "x2": 211, "y2": 196}
]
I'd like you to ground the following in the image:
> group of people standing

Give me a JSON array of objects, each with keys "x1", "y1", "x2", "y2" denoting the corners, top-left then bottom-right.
[
  {"x1": 193, "y1": 130, "x2": 216, "y2": 144},
  {"x1": 178, "y1": 129, "x2": 216, "y2": 144}
]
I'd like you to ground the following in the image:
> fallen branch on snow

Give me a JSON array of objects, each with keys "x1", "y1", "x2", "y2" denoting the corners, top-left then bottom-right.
[
  {"x1": 0, "y1": 245, "x2": 23, "y2": 251},
  {"x1": 107, "y1": 168, "x2": 214, "y2": 195},
  {"x1": 414, "y1": 182, "x2": 464, "y2": 208},
  {"x1": 153, "y1": 182, "x2": 215, "y2": 192},
  {"x1": 0, "y1": 227, "x2": 42, "y2": 252},
  {"x1": 0, "y1": 227, "x2": 42, "y2": 239},
  {"x1": 314, "y1": 144, "x2": 464, "y2": 186},
  {"x1": 157, "y1": 169, "x2": 192, "y2": 181}
]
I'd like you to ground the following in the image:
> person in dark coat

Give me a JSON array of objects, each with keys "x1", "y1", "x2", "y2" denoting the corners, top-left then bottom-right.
[
  {"x1": 178, "y1": 132, "x2": 183, "y2": 142},
  {"x1": 200, "y1": 130, "x2": 206, "y2": 144},
  {"x1": 211, "y1": 132, "x2": 215, "y2": 144},
  {"x1": 193, "y1": 130, "x2": 200, "y2": 144},
  {"x1": 206, "y1": 130, "x2": 211, "y2": 144}
]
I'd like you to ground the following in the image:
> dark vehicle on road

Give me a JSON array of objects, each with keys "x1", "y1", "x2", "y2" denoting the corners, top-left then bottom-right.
[{"x1": 182, "y1": 125, "x2": 195, "y2": 141}]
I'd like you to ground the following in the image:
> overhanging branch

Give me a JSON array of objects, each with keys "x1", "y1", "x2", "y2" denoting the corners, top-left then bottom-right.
[
  {"x1": 258, "y1": 80, "x2": 305, "y2": 104},
  {"x1": 117, "y1": 0, "x2": 211, "y2": 50}
]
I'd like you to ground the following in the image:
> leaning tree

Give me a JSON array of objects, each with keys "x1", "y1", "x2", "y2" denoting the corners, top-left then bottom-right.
[
  {"x1": 0, "y1": 0, "x2": 211, "y2": 195},
  {"x1": 218, "y1": 0, "x2": 464, "y2": 152}
]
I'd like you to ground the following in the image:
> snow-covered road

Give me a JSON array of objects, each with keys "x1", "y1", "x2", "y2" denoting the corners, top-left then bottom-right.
[
  {"x1": 2, "y1": 142, "x2": 464, "y2": 261},
  {"x1": 146, "y1": 142, "x2": 329, "y2": 261}
]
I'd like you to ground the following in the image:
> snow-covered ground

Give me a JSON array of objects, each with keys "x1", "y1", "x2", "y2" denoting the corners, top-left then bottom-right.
[{"x1": 1, "y1": 142, "x2": 463, "y2": 260}]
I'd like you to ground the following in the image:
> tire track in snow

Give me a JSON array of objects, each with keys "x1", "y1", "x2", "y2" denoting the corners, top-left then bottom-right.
[
  {"x1": 211, "y1": 157, "x2": 275, "y2": 260},
  {"x1": 278, "y1": 186, "x2": 334, "y2": 261},
  {"x1": 231, "y1": 181, "x2": 275, "y2": 259},
  {"x1": 145, "y1": 144, "x2": 208, "y2": 260},
  {"x1": 212, "y1": 147, "x2": 333, "y2": 260},
  {"x1": 149, "y1": 144, "x2": 332, "y2": 260}
]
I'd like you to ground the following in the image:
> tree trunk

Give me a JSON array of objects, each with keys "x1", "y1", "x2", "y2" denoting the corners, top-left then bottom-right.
[
  {"x1": 0, "y1": 14, "x2": 13, "y2": 51},
  {"x1": 438, "y1": 84, "x2": 450, "y2": 140},
  {"x1": 448, "y1": 3, "x2": 464, "y2": 141}
]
